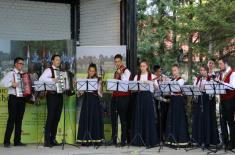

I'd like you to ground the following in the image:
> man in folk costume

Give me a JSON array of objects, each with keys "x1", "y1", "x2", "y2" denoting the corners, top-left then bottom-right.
[
  {"x1": 39, "y1": 54, "x2": 63, "y2": 147},
  {"x1": 218, "y1": 57, "x2": 235, "y2": 150},
  {"x1": 111, "y1": 54, "x2": 131, "y2": 146}
]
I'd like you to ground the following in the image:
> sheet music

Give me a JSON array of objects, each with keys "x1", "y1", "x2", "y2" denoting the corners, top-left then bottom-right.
[
  {"x1": 107, "y1": 79, "x2": 129, "y2": 92},
  {"x1": 204, "y1": 81, "x2": 226, "y2": 94},
  {"x1": 159, "y1": 81, "x2": 181, "y2": 95},
  {"x1": 33, "y1": 81, "x2": 56, "y2": 91},
  {"x1": 181, "y1": 85, "x2": 201, "y2": 96},
  {"x1": 76, "y1": 79, "x2": 98, "y2": 91},
  {"x1": 128, "y1": 81, "x2": 152, "y2": 91}
]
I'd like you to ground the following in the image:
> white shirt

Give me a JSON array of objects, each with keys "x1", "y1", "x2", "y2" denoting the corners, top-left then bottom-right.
[
  {"x1": 193, "y1": 77, "x2": 208, "y2": 92},
  {"x1": 172, "y1": 78, "x2": 185, "y2": 86},
  {"x1": 39, "y1": 65, "x2": 59, "y2": 82},
  {"x1": 0, "y1": 68, "x2": 23, "y2": 95},
  {"x1": 134, "y1": 73, "x2": 157, "y2": 93},
  {"x1": 220, "y1": 66, "x2": 235, "y2": 89},
  {"x1": 120, "y1": 69, "x2": 131, "y2": 81}
]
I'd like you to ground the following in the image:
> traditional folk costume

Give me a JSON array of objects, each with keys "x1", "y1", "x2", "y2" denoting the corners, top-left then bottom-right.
[
  {"x1": 111, "y1": 65, "x2": 131, "y2": 145},
  {"x1": 77, "y1": 78, "x2": 104, "y2": 145},
  {"x1": 219, "y1": 67, "x2": 235, "y2": 148},
  {"x1": 131, "y1": 72, "x2": 159, "y2": 147},
  {"x1": 165, "y1": 77, "x2": 189, "y2": 146},
  {"x1": 191, "y1": 76, "x2": 219, "y2": 146}
]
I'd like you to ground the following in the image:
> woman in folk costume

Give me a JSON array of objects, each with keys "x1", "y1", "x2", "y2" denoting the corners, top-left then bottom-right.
[
  {"x1": 165, "y1": 64, "x2": 189, "y2": 147},
  {"x1": 192, "y1": 65, "x2": 219, "y2": 147},
  {"x1": 131, "y1": 60, "x2": 159, "y2": 147},
  {"x1": 77, "y1": 63, "x2": 104, "y2": 145}
]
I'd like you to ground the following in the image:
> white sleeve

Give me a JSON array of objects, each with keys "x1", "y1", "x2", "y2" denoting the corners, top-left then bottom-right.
[
  {"x1": 193, "y1": 78, "x2": 197, "y2": 86},
  {"x1": 0, "y1": 72, "x2": 13, "y2": 88},
  {"x1": 122, "y1": 69, "x2": 131, "y2": 81},
  {"x1": 39, "y1": 68, "x2": 53, "y2": 82},
  {"x1": 134, "y1": 75, "x2": 138, "y2": 81},
  {"x1": 228, "y1": 72, "x2": 235, "y2": 89},
  {"x1": 177, "y1": 79, "x2": 185, "y2": 86}
]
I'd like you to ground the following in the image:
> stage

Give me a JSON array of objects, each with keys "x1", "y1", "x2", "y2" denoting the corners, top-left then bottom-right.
[{"x1": 0, "y1": 145, "x2": 232, "y2": 155}]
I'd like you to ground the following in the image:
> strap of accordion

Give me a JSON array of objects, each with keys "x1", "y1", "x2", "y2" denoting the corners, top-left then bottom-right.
[{"x1": 50, "y1": 67, "x2": 55, "y2": 78}]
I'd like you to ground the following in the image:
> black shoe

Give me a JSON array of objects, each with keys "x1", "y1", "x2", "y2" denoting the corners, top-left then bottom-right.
[
  {"x1": 121, "y1": 142, "x2": 126, "y2": 147},
  {"x1": 227, "y1": 144, "x2": 235, "y2": 150},
  {"x1": 51, "y1": 140, "x2": 61, "y2": 146},
  {"x1": 4, "y1": 143, "x2": 10, "y2": 148},
  {"x1": 14, "y1": 142, "x2": 26, "y2": 146},
  {"x1": 44, "y1": 143, "x2": 53, "y2": 148}
]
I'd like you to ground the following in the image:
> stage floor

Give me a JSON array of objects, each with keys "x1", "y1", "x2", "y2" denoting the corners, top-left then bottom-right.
[{"x1": 0, "y1": 145, "x2": 233, "y2": 155}]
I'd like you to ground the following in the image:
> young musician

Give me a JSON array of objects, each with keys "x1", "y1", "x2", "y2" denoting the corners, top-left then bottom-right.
[
  {"x1": 0, "y1": 57, "x2": 27, "y2": 148},
  {"x1": 131, "y1": 60, "x2": 159, "y2": 147},
  {"x1": 39, "y1": 54, "x2": 63, "y2": 147},
  {"x1": 218, "y1": 57, "x2": 235, "y2": 150},
  {"x1": 165, "y1": 64, "x2": 189, "y2": 147},
  {"x1": 111, "y1": 54, "x2": 131, "y2": 146},
  {"x1": 77, "y1": 63, "x2": 104, "y2": 145},
  {"x1": 207, "y1": 58, "x2": 216, "y2": 77},
  {"x1": 153, "y1": 65, "x2": 169, "y2": 141},
  {"x1": 192, "y1": 65, "x2": 219, "y2": 146}
]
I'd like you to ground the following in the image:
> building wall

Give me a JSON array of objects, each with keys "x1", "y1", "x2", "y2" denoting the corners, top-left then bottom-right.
[
  {"x1": 79, "y1": 0, "x2": 120, "y2": 46},
  {"x1": 0, "y1": 0, "x2": 71, "y2": 40}
]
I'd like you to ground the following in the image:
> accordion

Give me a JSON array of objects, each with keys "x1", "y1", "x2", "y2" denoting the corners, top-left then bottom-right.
[
  {"x1": 13, "y1": 73, "x2": 32, "y2": 97},
  {"x1": 54, "y1": 69, "x2": 64, "y2": 93}
]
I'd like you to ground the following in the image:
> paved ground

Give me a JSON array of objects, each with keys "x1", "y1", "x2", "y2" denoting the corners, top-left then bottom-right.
[{"x1": 0, "y1": 145, "x2": 234, "y2": 155}]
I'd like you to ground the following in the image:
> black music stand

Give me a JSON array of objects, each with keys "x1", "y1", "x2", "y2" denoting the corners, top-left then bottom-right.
[
  {"x1": 106, "y1": 79, "x2": 129, "y2": 147},
  {"x1": 33, "y1": 81, "x2": 57, "y2": 148},
  {"x1": 205, "y1": 81, "x2": 235, "y2": 154},
  {"x1": 76, "y1": 79, "x2": 99, "y2": 148},
  {"x1": 158, "y1": 81, "x2": 182, "y2": 149},
  {"x1": 128, "y1": 81, "x2": 151, "y2": 148}
]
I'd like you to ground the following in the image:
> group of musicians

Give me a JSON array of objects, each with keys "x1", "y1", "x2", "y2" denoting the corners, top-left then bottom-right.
[{"x1": 0, "y1": 55, "x2": 235, "y2": 151}]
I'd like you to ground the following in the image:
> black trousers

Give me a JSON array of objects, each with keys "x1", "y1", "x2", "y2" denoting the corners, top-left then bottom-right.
[
  {"x1": 44, "y1": 93, "x2": 63, "y2": 144},
  {"x1": 4, "y1": 95, "x2": 26, "y2": 144},
  {"x1": 111, "y1": 96, "x2": 130, "y2": 144},
  {"x1": 221, "y1": 98, "x2": 235, "y2": 147}
]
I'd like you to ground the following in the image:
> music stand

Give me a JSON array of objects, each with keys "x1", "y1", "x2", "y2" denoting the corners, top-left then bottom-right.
[
  {"x1": 158, "y1": 81, "x2": 182, "y2": 149},
  {"x1": 106, "y1": 79, "x2": 129, "y2": 146},
  {"x1": 128, "y1": 81, "x2": 152, "y2": 148},
  {"x1": 33, "y1": 81, "x2": 57, "y2": 148},
  {"x1": 76, "y1": 79, "x2": 98, "y2": 147}
]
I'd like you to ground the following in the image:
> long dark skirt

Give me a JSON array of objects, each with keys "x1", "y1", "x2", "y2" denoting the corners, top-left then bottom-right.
[
  {"x1": 77, "y1": 92, "x2": 104, "y2": 144},
  {"x1": 192, "y1": 93, "x2": 219, "y2": 146},
  {"x1": 131, "y1": 91, "x2": 159, "y2": 147},
  {"x1": 165, "y1": 95, "x2": 189, "y2": 146}
]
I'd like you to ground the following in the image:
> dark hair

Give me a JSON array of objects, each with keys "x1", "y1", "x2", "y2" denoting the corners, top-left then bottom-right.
[
  {"x1": 153, "y1": 65, "x2": 161, "y2": 72},
  {"x1": 219, "y1": 57, "x2": 228, "y2": 64},
  {"x1": 208, "y1": 58, "x2": 215, "y2": 62},
  {"x1": 88, "y1": 63, "x2": 98, "y2": 78},
  {"x1": 114, "y1": 54, "x2": 123, "y2": 60},
  {"x1": 172, "y1": 64, "x2": 179, "y2": 68},
  {"x1": 139, "y1": 59, "x2": 150, "y2": 73},
  {"x1": 200, "y1": 64, "x2": 209, "y2": 72},
  {"x1": 14, "y1": 57, "x2": 24, "y2": 65},
  {"x1": 51, "y1": 54, "x2": 61, "y2": 61}
]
